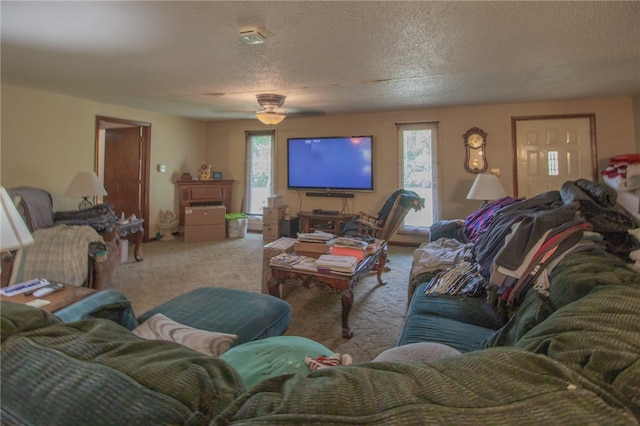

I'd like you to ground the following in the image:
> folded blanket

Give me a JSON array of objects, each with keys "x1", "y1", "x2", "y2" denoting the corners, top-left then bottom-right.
[
  {"x1": 15, "y1": 224, "x2": 104, "y2": 286},
  {"x1": 54, "y1": 203, "x2": 117, "y2": 233}
]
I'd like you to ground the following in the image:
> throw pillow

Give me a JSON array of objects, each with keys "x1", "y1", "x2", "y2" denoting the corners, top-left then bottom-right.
[
  {"x1": 373, "y1": 342, "x2": 461, "y2": 363},
  {"x1": 132, "y1": 313, "x2": 237, "y2": 357},
  {"x1": 220, "y1": 336, "x2": 334, "y2": 388}
]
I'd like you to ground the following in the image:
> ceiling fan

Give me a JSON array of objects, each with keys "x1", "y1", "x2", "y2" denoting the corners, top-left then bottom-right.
[{"x1": 255, "y1": 93, "x2": 287, "y2": 125}]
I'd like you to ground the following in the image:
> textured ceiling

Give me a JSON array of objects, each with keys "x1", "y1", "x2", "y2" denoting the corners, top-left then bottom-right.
[{"x1": 2, "y1": 1, "x2": 639, "y2": 121}]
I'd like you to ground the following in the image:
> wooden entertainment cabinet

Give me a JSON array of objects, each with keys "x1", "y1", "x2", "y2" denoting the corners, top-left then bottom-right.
[
  {"x1": 176, "y1": 180, "x2": 233, "y2": 231},
  {"x1": 297, "y1": 211, "x2": 357, "y2": 235}
]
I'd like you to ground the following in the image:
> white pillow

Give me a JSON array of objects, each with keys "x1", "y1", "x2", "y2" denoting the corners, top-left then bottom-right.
[{"x1": 132, "y1": 313, "x2": 237, "y2": 357}]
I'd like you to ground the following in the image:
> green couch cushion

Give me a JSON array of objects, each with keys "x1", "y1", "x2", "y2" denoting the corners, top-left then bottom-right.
[
  {"x1": 220, "y1": 336, "x2": 333, "y2": 388},
  {"x1": 485, "y1": 249, "x2": 640, "y2": 348},
  {"x1": 408, "y1": 284, "x2": 503, "y2": 329},
  {"x1": 483, "y1": 249, "x2": 640, "y2": 347},
  {"x1": 216, "y1": 347, "x2": 637, "y2": 424},
  {"x1": 483, "y1": 285, "x2": 554, "y2": 347},
  {"x1": 516, "y1": 283, "x2": 640, "y2": 415},
  {"x1": 1, "y1": 302, "x2": 244, "y2": 425},
  {"x1": 398, "y1": 281, "x2": 500, "y2": 352},
  {"x1": 1, "y1": 301, "x2": 60, "y2": 342}
]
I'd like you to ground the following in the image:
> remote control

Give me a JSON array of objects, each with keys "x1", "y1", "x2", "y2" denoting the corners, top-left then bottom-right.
[
  {"x1": 32, "y1": 282, "x2": 65, "y2": 298},
  {"x1": 33, "y1": 287, "x2": 55, "y2": 297}
]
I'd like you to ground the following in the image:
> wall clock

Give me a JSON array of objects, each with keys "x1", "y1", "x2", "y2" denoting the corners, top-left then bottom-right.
[{"x1": 463, "y1": 127, "x2": 488, "y2": 174}]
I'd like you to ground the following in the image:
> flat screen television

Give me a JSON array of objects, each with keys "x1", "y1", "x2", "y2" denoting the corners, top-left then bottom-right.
[{"x1": 287, "y1": 136, "x2": 373, "y2": 191}]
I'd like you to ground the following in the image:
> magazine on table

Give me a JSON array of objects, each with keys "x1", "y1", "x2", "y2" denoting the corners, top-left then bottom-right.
[
  {"x1": 269, "y1": 252, "x2": 306, "y2": 268},
  {"x1": 297, "y1": 230, "x2": 335, "y2": 242}
]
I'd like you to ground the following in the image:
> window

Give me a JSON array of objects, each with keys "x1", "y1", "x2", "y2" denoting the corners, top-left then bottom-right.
[
  {"x1": 397, "y1": 122, "x2": 440, "y2": 232},
  {"x1": 547, "y1": 151, "x2": 559, "y2": 176},
  {"x1": 245, "y1": 130, "x2": 275, "y2": 215}
]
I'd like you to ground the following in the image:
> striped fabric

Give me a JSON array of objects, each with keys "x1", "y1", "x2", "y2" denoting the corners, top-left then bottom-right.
[
  {"x1": 16, "y1": 224, "x2": 103, "y2": 286},
  {"x1": 1, "y1": 302, "x2": 244, "y2": 425},
  {"x1": 132, "y1": 313, "x2": 237, "y2": 356}
]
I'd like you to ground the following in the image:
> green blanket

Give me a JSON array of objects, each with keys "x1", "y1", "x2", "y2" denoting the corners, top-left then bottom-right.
[
  {"x1": 215, "y1": 348, "x2": 637, "y2": 425},
  {"x1": 1, "y1": 302, "x2": 245, "y2": 426}
]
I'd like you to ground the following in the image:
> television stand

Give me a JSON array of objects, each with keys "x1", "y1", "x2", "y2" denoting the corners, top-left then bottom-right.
[
  {"x1": 306, "y1": 191, "x2": 355, "y2": 198},
  {"x1": 298, "y1": 211, "x2": 357, "y2": 235}
]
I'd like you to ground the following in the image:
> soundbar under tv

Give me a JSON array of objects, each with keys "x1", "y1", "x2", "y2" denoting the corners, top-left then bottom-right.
[{"x1": 287, "y1": 136, "x2": 373, "y2": 192}]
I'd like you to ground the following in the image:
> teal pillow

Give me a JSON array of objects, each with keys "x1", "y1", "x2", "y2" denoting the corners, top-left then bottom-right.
[{"x1": 220, "y1": 336, "x2": 333, "y2": 388}]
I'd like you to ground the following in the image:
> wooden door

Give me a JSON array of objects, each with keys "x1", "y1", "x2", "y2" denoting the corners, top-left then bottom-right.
[
  {"x1": 512, "y1": 115, "x2": 597, "y2": 199},
  {"x1": 104, "y1": 127, "x2": 143, "y2": 219},
  {"x1": 96, "y1": 116, "x2": 151, "y2": 241}
]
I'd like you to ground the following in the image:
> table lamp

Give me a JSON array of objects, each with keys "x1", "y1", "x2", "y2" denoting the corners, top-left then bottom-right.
[
  {"x1": 64, "y1": 171, "x2": 107, "y2": 210},
  {"x1": 1, "y1": 186, "x2": 35, "y2": 280},
  {"x1": 466, "y1": 173, "x2": 507, "y2": 207}
]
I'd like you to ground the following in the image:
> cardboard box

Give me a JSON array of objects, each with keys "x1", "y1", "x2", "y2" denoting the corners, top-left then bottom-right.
[
  {"x1": 184, "y1": 224, "x2": 225, "y2": 243},
  {"x1": 294, "y1": 241, "x2": 331, "y2": 254},
  {"x1": 185, "y1": 205, "x2": 225, "y2": 226},
  {"x1": 263, "y1": 222, "x2": 280, "y2": 242},
  {"x1": 268, "y1": 195, "x2": 283, "y2": 208}
]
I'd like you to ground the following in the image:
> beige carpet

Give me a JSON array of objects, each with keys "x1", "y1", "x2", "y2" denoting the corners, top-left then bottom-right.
[{"x1": 110, "y1": 232, "x2": 416, "y2": 362}]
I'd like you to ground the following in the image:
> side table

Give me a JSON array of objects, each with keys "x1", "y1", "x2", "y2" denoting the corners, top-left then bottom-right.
[
  {"x1": 0, "y1": 285, "x2": 96, "y2": 313},
  {"x1": 116, "y1": 218, "x2": 144, "y2": 262}
]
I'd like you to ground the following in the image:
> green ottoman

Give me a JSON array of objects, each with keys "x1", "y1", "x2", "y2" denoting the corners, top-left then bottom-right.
[
  {"x1": 56, "y1": 287, "x2": 292, "y2": 347},
  {"x1": 137, "y1": 288, "x2": 291, "y2": 346}
]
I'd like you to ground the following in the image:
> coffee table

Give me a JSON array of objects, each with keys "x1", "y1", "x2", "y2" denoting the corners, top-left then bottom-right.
[{"x1": 268, "y1": 241, "x2": 387, "y2": 338}]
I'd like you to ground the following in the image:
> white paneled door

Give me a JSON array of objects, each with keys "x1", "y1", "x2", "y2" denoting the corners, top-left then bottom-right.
[{"x1": 514, "y1": 116, "x2": 596, "y2": 199}]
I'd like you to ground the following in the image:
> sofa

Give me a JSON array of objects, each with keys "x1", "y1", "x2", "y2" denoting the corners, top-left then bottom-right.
[
  {"x1": 2, "y1": 181, "x2": 640, "y2": 425},
  {"x1": 6, "y1": 187, "x2": 121, "y2": 290},
  {"x1": 402, "y1": 179, "x2": 639, "y2": 351}
]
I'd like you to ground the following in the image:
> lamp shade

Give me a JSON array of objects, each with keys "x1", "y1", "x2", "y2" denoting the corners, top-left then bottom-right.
[
  {"x1": 64, "y1": 171, "x2": 107, "y2": 198},
  {"x1": 256, "y1": 110, "x2": 286, "y2": 125},
  {"x1": 466, "y1": 173, "x2": 507, "y2": 202},
  {"x1": 0, "y1": 186, "x2": 34, "y2": 251}
]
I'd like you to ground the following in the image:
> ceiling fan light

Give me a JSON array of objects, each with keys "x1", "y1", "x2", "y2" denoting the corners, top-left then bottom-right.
[{"x1": 256, "y1": 110, "x2": 286, "y2": 125}]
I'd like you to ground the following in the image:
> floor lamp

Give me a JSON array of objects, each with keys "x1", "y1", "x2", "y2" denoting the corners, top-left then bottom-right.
[{"x1": 0, "y1": 186, "x2": 35, "y2": 283}]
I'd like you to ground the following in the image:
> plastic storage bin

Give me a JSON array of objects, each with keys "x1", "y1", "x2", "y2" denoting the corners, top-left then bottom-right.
[
  {"x1": 226, "y1": 213, "x2": 249, "y2": 238},
  {"x1": 119, "y1": 239, "x2": 129, "y2": 264}
]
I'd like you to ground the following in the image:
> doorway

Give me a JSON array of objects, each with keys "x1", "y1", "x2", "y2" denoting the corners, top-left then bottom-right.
[
  {"x1": 95, "y1": 116, "x2": 151, "y2": 240},
  {"x1": 512, "y1": 114, "x2": 597, "y2": 199}
]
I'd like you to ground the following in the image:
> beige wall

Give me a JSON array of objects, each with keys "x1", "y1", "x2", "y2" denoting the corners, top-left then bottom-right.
[
  {"x1": 633, "y1": 94, "x2": 640, "y2": 152},
  {"x1": 1, "y1": 83, "x2": 635, "y2": 243},
  {"x1": 0, "y1": 83, "x2": 206, "y2": 235},
  {"x1": 206, "y1": 96, "x2": 637, "y2": 242}
]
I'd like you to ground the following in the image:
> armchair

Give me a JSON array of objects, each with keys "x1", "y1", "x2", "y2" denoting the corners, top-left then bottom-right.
[
  {"x1": 5, "y1": 187, "x2": 120, "y2": 290},
  {"x1": 351, "y1": 189, "x2": 425, "y2": 241},
  {"x1": 342, "y1": 189, "x2": 424, "y2": 271}
]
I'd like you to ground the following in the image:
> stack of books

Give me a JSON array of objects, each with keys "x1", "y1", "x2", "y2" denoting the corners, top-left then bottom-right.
[
  {"x1": 292, "y1": 257, "x2": 319, "y2": 272},
  {"x1": 329, "y1": 237, "x2": 369, "y2": 260},
  {"x1": 269, "y1": 252, "x2": 306, "y2": 269},
  {"x1": 296, "y1": 230, "x2": 335, "y2": 243},
  {"x1": 316, "y1": 254, "x2": 359, "y2": 275}
]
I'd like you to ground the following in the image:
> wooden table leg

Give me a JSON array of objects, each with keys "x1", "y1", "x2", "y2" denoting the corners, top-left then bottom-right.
[
  {"x1": 376, "y1": 251, "x2": 387, "y2": 285},
  {"x1": 134, "y1": 227, "x2": 144, "y2": 262},
  {"x1": 341, "y1": 289, "x2": 354, "y2": 338},
  {"x1": 267, "y1": 277, "x2": 281, "y2": 298}
]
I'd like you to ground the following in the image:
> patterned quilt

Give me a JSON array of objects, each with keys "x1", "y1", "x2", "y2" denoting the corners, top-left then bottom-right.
[{"x1": 14, "y1": 224, "x2": 104, "y2": 286}]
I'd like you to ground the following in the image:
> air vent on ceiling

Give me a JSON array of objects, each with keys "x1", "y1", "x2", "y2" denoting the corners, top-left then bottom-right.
[{"x1": 239, "y1": 28, "x2": 265, "y2": 45}]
